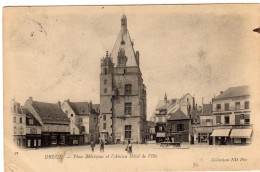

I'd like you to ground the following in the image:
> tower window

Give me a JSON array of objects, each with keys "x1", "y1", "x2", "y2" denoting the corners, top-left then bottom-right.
[
  {"x1": 104, "y1": 68, "x2": 107, "y2": 75},
  {"x1": 125, "y1": 84, "x2": 132, "y2": 95},
  {"x1": 125, "y1": 125, "x2": 131, "y2": 139},
  {"x1": 104, "y1": 88, "x2": 107, "y2": 93},
  {"x1": 124, "y1": 102, "x2": 132, "y2": 115},
  {"x1": 104, "y1": 79, "x2": 107, "y2": 84}
]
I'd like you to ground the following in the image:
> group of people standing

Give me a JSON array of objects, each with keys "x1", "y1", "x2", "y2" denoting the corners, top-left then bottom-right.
[
  {"x1": 90, "y1": 140, "x2": 104, "y2": 152},
  {"x1": 90, "y1": 140, "x2": 132, "y2": 154}
]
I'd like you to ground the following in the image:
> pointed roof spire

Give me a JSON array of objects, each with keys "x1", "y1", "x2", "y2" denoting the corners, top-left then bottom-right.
[
  {"x1": 121, "y1": 14, "x2": 127, "y2": 34},
  {"x1": 164, "y1": 92, "x2": 167, "y2": 103}
]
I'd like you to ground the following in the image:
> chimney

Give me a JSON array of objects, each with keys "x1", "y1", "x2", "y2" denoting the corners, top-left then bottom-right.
[
  {"x1": 57, "y1": 100, "x2": 61, "y2": 108},
  {"x1": 89, "y1": 100, "x2": 93, "y2": 112},
  {"x1": 29, "y1": 97, "x2": 33, "y2": 103},
  {"x1": 67, "y1": 99, "x2": 70, "y2": 102},
  {"x1": 202, "y1": 97, "x2": 204, "y2": 115},
  {"x1": 136, "y1": 51, "x2": 139, "y2": 66}
]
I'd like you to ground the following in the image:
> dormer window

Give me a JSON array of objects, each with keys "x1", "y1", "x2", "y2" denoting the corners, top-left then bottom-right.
[{"x1": 121, "y1": 40, "x2": 125, "y2": 45}]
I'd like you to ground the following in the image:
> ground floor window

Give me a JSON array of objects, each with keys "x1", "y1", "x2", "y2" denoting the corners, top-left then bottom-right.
[
  {"x1": 27, "y1": 139, "x2": 31, "y2": 147},
  {"x1": 125, "y1": 125, "x2": 131, "y2": 139},
  {"x1": 34, "y1": 139, "x2": 37, "y2": 147},
  {"x1": 59, "y1": 135, "x2": 65, "y2": 145},
  {"x1": 17, "y1": 139, "x2": 20, "y2": 146},
  {"x1": 198, "y1": 133, "x2": 208, "y2": 143},
  {"x1": 51, "y1": 136, "x2": 57, "y2": 145},
  {"x1": 73, "y1": 139, "x2": 79, "y2": 145},
  {"x1": 38, "y1": 139, "x2": 41, "y2": 146}
]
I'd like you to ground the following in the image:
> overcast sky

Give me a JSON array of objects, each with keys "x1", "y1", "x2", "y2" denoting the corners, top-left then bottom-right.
[{"x1": 4, "y1": 5, "x2": 258, "y2": 119}]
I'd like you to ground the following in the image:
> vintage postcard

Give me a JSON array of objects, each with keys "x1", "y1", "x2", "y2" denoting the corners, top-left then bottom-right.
[{"x1": 3, "y1": 5, "x2": 260, "y2": 171}]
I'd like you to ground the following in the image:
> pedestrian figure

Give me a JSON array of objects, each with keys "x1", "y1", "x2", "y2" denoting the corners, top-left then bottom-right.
[
  {"x1": 126, "y1": 140, "x2": 132, "y2": 154},
  {"x1": 90, "y1": 140, "x2": 95, "y2": 152},
  {"x1": 100, "y1": 140, "x2": 104, "y2": 152}
]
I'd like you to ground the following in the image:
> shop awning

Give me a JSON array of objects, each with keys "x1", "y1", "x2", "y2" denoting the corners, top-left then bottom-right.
[
  {"x1": 211, "y1": 129, "x2": 231, "y2": 137},
  {"x1": 230, "y1": 129, "x2": 252, "y2": 138},
  {"x1": 156, "y1": 132, "x2": 166, "y2": 137}
]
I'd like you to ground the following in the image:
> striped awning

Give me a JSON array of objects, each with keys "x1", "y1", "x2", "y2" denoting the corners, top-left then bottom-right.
[
  {"x1": 230, "y1": 129, "x2": 252, "y2": 138},
  {"x1": 211, "y1": 129, "x2": 231, "y2": 137},
  {"x1": 156, "y1": 132, "x2": 166, "y2": 137}
]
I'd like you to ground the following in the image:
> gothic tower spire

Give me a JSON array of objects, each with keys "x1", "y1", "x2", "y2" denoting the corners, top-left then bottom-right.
[
  {"x1": 164, "y1": 92, "x2": 167, "y2": 104},
  {"x1": 121, "y1": 14, "x2": 127, "y2": 34}
]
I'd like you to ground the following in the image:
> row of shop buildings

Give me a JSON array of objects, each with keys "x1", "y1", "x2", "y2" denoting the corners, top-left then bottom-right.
[
  {"x1": 149, "y1": 85, "x2": 252, "y2": 145},
  {"x1": 12, "y1": 97, "x2": 100, "y2": 148}
]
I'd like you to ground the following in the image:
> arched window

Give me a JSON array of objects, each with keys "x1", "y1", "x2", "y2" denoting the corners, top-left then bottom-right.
[{"x1": 104, "y1": 79, "x2": 107, "y2": 85}]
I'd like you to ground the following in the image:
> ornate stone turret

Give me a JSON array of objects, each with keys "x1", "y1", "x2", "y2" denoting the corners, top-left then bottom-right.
[{"x1": 101, "y1": 51, "x2": 114, "y2": 75}]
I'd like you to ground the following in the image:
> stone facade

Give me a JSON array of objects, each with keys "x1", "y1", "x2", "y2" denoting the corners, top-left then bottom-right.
[{"x1": 99, "y1": 15, "x2": 147, "y2": 144}]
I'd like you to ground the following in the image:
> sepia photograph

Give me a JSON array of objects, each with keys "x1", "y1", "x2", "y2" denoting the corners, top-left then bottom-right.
[{"x1": 3, "y1": 4, "x2": 260, "y2": 171}]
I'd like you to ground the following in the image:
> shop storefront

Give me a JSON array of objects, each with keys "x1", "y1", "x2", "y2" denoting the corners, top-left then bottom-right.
[
  {"x1": 69, "y1": 135, "x2": 84, "y2": 145},
  {"x1": 193, "y1": 127, "x2": 213, "y2": 145},
  {"x1": 14, "y1": 135, "x2": 26, "y2": 148},
  {"x1": 26, "y1": 134, "x2": 41, "y2": 148},
  {"x1": 156, "y1": 132, "x2": 166, "y2": 143},
  {"x1": 230, "y1": 129, "x2": 252, "y2": 144},
  {"x1": 41, "y1": 132, "x2": 70, "y2": 147},
  {"x1": 211, "y1": 129, "x2": 231, "y2": 145}
]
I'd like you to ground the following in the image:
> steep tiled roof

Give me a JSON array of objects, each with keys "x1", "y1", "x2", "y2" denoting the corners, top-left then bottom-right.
[
  {"x1": 22, "y1": 108, "x2": 41, "y2": 126},
  {"x1": 32, "y1": 101, "x2": 69, "y2": 124},
  {"x1": 168, "y1": 109, "x2": 189, "y2": 120},
  {"x1": 111, "y1": 30, "x2": 137, "y2": 67},
  {"x1": 213, "y1": 85, "x2": 250, "y2": 100},
  {"x1": 73, "y1": 102, "x2": 90, "y2": 115}
]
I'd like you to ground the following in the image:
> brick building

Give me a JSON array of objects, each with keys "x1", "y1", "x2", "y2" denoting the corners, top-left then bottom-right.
[{"x1": 99, "y1": 15, "x2": 147, "y2": 144}]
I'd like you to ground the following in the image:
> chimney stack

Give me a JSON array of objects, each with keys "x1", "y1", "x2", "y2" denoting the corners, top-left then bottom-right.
[
  {"x1": 89, "y1": 100, "x2": 93, "y2": 112},
  {"x1": 202, "y1": 97, "x2": 204, "y2": 115},
  {"x1": 57, "y1": 100, "x2": 61, "y2": 108},
  {"x1": 29, "y1": 97, "x2": 33, "y2": 103}
]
